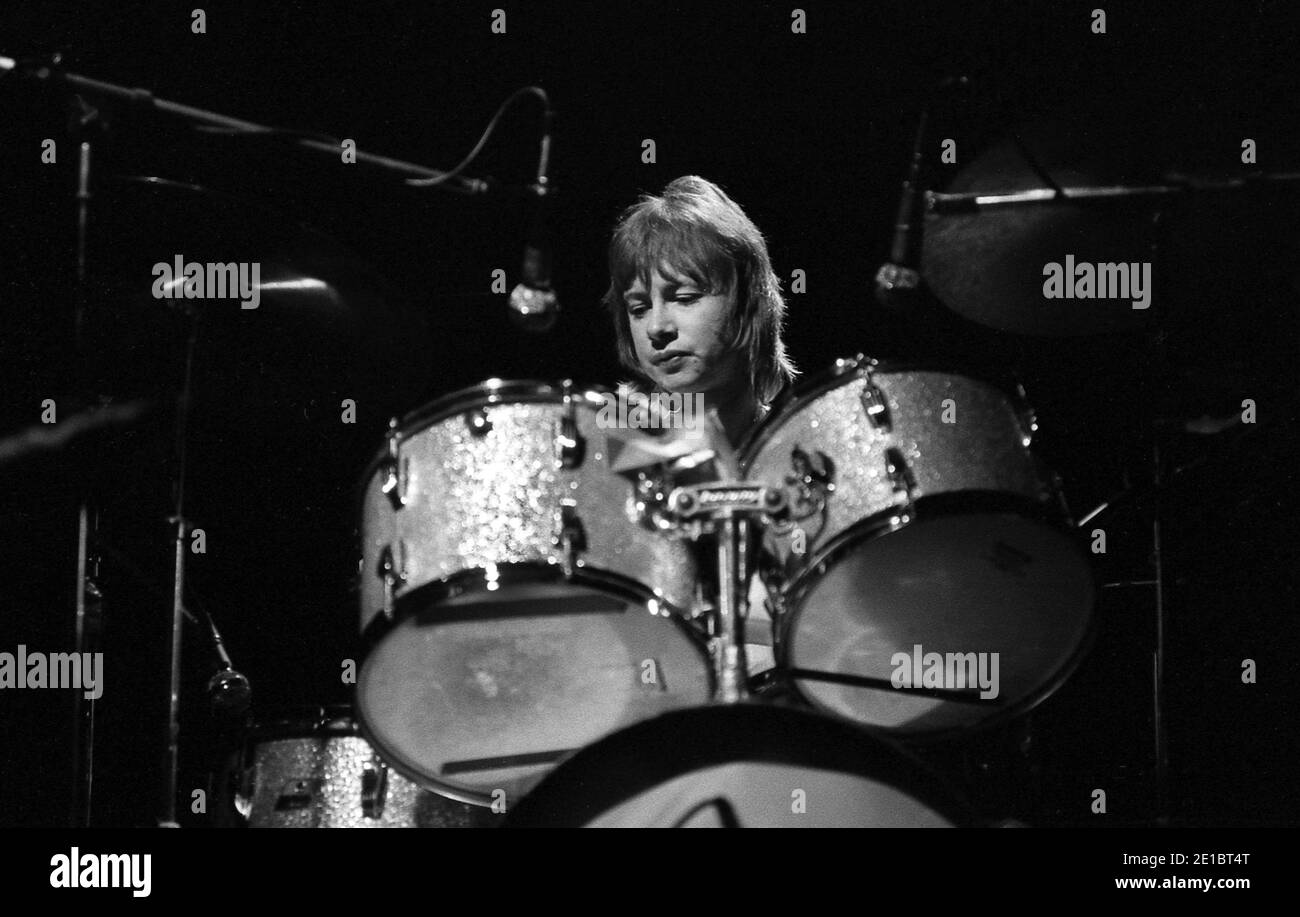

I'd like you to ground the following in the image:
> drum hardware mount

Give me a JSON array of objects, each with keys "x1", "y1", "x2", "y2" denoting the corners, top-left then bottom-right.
[
  {"x1": 555, "y1": 379, "x2": 587, "y2": 469},
  {"x1": 855, "y1": 362, "x2": 920, "y2": 505},
  {"x1": 859, "y1": 379, "x2": 893, "y2": 431},
  {"x1": 378, "y1": 542, "x2": 408, "y2": 620},
  {"x1": 667, "y1": 484, "x2": 789, "y2": 525},
  {"x1": 360, "y1": 756, "x2": 391, "y2": 819},
  {"x1": 777, "y1": 445, "x2": 835, "y2": 536},
  {"x1": 465, "y1": 407, "x2": 493, "y2": 437},
  {"x1": 555, "y1": 499, "x2": 588, "y2": 577},
  {"x1": 884, "y1": 446, "x2": 918, "y2": 501},
  {"x1": 667, "y1": 483, "x2": 789, "y2": 703},
  {"x1": 631, "y1": 468, "x2": 677, "y2": 533},
  {"x1": 557, "y1": 384, "x2": 593, "y2": 555},
  {"x1": 832, "y1": 353, "x2": 867, "y2": 377},
  {"x1": 1014, "y1": 385, "x2": 1038, "y2": 448},
  {"x1": 380, "y1": 418, "x2": 409, "y2": 510}
]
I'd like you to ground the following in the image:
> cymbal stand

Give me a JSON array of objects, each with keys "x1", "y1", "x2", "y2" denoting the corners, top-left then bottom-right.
[
  {"x1": 67, "y1": 91, "x2": 102, "y2": 829},
  {"x1": 159, "y1": 320, "x2": 200, "y2": 829},
  {"x1": 1073, "y1": 217, "x2": 1173, "y2": 826}
]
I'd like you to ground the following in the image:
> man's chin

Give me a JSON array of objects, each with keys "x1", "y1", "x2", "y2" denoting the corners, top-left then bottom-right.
[{"x1": 648, "y1": 370, "x2": 700, "y2": 394}]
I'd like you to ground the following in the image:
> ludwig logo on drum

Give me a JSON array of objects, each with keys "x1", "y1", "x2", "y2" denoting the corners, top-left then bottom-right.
[
  {"x1": 890, "y1": 644, "x2": 1000, "y2": 700},
  {"x1": 151, "y1": 255, "x2": 262, "y2": 309},
  {"x1": 596, "y1": 389, "x2": 705, "y2": 430}
]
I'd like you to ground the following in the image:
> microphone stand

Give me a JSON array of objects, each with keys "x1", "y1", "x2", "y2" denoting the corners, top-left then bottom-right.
[
  {"x1": 158, "y1": 319, "x2": 199, "y2": 828},
  {"x1": 0, "y1": 54, "x2": 488, "y2": 192},
  {"x1": 0, "y1": 50, "x2": 521, "y2": 826},
  {"x1": 68, "y1": 97, "x2": 103, "y2": 829}
]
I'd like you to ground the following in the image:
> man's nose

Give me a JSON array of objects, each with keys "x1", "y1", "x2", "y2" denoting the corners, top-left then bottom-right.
[{"x1": 646, "y1": 304, "x2": 677, "y2": 344}]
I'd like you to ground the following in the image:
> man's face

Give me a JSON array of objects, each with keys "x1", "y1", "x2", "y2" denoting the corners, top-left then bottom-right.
[{"x1": 623, "y1": 264, "x2": 743, "y2": 395}]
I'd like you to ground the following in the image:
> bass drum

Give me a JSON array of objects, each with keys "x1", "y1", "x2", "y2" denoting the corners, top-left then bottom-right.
[
  {"x1": 741, "y1": 357, "x2": 1094, "y2": 738},
  {"x1": 503, "y1": 704, "x2": 971, "y2": 827},
  {"x1": 357, "y1": 380, "x2": 712, "y2": 806}
]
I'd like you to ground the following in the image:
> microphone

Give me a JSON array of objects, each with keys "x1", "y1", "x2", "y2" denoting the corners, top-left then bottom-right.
[
  {"x1": 873, "y1": 106, "x2": 929, "y2": 309},
  {"x1": 202, "y1": 610, "x2": 251, "y2": 719},
  {"x1": 873, "y1": 76, "x2": 968, "y2": 310},
  {"x1": 208, "y1": 668, "x2": 251, "y2": 719},
  {"x1": 508, "y1": 110, "x2": 559, "y2": 332}
]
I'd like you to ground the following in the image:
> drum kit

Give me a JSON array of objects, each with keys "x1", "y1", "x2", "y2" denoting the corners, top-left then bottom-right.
[
  {"x1": 338, "y1": 358, "x2": 1094, "y2": 827},
  {"x1": 6, "y1": 54, "x2": 1291, "y2": 828}
]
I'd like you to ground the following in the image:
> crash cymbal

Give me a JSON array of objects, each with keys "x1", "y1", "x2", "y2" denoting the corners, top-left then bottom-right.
[
  {"x1": 921, "y1": 135, "x2": 1164, "y2": 337},
  {"x1": 920, "y1": 119, "x2": 1300, "y2": 341},
  {"x1": 81, "y1": 175, "x2": 434, "y2": 426}
]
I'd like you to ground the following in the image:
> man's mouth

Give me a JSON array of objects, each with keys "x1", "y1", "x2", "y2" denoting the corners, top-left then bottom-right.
[{"x1": 651, "y1": 350, "x2": 690, "y2": 369}]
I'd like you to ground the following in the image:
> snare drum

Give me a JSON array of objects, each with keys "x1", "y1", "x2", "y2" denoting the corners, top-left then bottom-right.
[
  {"x1": 234, "y1": 707, "x2": 495, "y2": 827},
  {"x1": 742, "y1": 357, "x2": 1094, "y2": 736},
  {"x1": 357, "y1": 380, "x2": 713, "y2": 805}
]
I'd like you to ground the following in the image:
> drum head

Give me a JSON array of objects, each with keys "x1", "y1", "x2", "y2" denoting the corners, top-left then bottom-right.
[
  {"x1": 503, "y1": 704, "x2": 971, "y2": 827},
  {"x1": 357, "y1": 576, "x2": 713, "y2": 805},
  {"x1": 784, "y1": 510, "x2": 1095, "y2": 736}
]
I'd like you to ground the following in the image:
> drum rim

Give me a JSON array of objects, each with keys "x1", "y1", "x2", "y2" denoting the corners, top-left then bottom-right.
[
  {"x1": 356, "y1": 378, "x2": 612, "y2": 493},
  {"x1": 779, "y1": 490, "x2": 1075, "y2": 582},
  {"x1": 502, "y1": 703, "x2": 976, "y2": 828},
  {"x1": 352, "y1": 708, "x2": 502, "y2": 807},
  {"x1": 398, "y1": 378, "x2": 612, "y2": 437},
  {"x1": 772, "y1": 501, "x2": 1098, "y2": 742},
  {"x1": 244, "y1": 705, "x2": 359, "y2": 740},
  {"x1": 360, "y1": 560, "x2": 707, "y2": 643},
  {"x1": 355, "y1": 562, "x2": 717, "y2": 806},
  {"x1": 738, "y1": 355, "x2": 1035, "y2": 465}
]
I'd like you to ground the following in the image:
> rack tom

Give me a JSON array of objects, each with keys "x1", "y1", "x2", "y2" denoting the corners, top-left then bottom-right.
[
  {"x1": 742, "y1": 357, "x2": 1093, "y2": 737},
  {"x1": 357, "y1": 380, "x2": 712, "y2": 805}
]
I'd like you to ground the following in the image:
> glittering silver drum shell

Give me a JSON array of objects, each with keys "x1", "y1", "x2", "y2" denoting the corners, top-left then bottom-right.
[
  {"x1": 236, "y1": 709, "x2": 495, "y2": 827},
  {"x1": 742, "y1": 358, "x2": 1094, "y2": 737},
  {"x1": 356, "y1": 380, "x2": 712, "y2": 806}
]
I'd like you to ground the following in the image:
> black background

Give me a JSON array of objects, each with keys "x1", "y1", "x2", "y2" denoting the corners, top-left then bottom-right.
[{"x1": 1, "y1": 0, "x2": 1297, "y2": 828}]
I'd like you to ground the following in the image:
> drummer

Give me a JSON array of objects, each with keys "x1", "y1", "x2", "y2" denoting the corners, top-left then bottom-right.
[
  {"x1": 601, "y1": 175, "x2": 798, "y2": 447},
  {"x1": 601, "y1": 175, "x2": 798, "y2": 669}
]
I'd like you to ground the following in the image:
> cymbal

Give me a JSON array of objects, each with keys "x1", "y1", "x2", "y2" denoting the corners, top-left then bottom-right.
[
  {"x1": 921, "y1": 137, "x2": 1161, "y2": 337},
  {"x1": 81, "y1": 176, "x2": 434, "y2": 426}
]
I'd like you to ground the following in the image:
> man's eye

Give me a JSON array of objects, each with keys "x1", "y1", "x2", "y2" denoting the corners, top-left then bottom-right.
[
  {"x1": 627, "y1": 305, "x2": 648, "y2": 317},
  {"x1": 677, "y1": 293, "x2": 702, "y2": 302}
]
